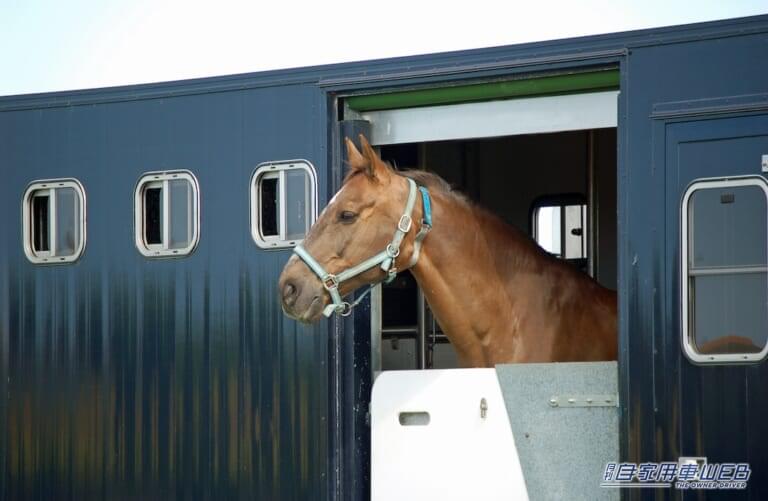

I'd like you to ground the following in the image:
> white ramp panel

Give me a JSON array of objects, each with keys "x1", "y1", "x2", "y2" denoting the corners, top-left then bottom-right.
[{"x1": 371, "y1": 369, "x2": 528, "y2": 501}]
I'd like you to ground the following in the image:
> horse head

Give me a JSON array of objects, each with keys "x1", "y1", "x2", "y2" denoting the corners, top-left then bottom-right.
[{"x1": 279, "y1": 135, "x2": 426, "y2": 323}]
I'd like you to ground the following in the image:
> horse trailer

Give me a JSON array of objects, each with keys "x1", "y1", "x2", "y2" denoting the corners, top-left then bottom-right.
[{"x1": 1, "y1": 14, "x2": 767, "y2": 500}]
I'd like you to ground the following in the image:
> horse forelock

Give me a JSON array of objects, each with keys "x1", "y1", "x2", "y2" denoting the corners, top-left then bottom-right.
[{"x1": 341, "y1": 166, "x2": 365, "y2": 185}]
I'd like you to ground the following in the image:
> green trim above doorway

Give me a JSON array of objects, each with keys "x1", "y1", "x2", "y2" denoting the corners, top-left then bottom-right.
[{"x1": 346, "y1": 70, "x2": 619, "y2": 112}]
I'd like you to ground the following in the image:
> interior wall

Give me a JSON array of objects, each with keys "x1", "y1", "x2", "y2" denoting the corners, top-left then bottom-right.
[
  {"x1": 594, "y1": 129, "x2": 617, "y2": 288},
  {"x1": 421, "y1": 129, "x2": 617, "y2": 289},
  {"x1": 425, "y1": 132, "x2": 586, "y2": 230}
]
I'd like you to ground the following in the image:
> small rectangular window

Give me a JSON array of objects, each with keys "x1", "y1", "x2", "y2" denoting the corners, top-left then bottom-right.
[
  {"x1": 23, "y1": 179, "x2": 86, "y2": 264},
  {"x1": 532, "y1": 196, "x2": 587, "y2": 260},
  {"x1": 251, "y1": 160, "x2": 317, "y2": 249},
  {"x1": 259, "y1": 174, "x2": 280, "y2": 238},
  {"x1": 681, "y1": 176, "x2": 768, "y2": 364},
  {"x1": 144, "y1": 185, "x2": 163, "y2": 245},
  {"x1": 32, "y1": 193, "x2": 50, "y2": 252},
  {"x1": 134, "y1": 171, "x2": 200, "y2": 257}
]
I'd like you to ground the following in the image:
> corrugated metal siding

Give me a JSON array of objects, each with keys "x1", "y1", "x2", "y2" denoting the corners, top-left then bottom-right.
[{"x1": 0, "y1": 85, "x2": 330, "y2": 500}]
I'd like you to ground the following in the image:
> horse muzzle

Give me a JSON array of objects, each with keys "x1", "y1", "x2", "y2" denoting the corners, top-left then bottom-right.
[{"x1": 278, "y1": 258, "x2": 328, "y2": 323}]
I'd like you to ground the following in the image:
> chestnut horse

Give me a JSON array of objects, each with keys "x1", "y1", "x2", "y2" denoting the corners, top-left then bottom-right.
[{"x1": 279, "y1": 135, "x2": 617, "y2": 367}]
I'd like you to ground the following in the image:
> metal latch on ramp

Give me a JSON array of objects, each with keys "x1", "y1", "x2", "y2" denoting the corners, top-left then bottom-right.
[{"x1": 548, "y1": 394, "x2": 618, "y2": 408}]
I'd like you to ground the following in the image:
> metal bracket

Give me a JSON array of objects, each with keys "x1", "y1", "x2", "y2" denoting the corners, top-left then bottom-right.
[{"x1": 548, "y1": 394, "x2": 618, "y2": 408}]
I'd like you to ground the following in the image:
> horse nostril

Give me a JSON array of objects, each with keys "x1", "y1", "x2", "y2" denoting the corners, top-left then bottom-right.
[{"x1": 283, "y1": 282, "x2": 299, "y2": 305}]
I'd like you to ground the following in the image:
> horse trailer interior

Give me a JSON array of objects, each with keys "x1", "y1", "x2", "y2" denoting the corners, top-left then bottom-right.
[
  {"x1": 349, "y1": 88, "x2": 621, "y2": 500},
  {"x1": 373, "y1": 126, "x2": 617, "y2": 371},
  {"x1": 2, "y1": 14, "x2": 768, "y2": 501}
]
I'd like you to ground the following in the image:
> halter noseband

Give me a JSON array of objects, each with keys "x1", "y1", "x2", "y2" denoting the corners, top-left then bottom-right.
[{"x1": 293, "y1": 177, "x2": 433, "y2": 317}]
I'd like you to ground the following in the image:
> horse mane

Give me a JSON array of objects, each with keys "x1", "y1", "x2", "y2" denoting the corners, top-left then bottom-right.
[
  {"x1": 398, "y1": 169, "x2": 520, "y2": 235},
  {"x1": 343, "y1": 160, "x2": 470, "y2": 205},
  {"x1": 399, "y1": 169, "x2": 558, "y2": 268},
  {"x1": 400, "y1": 169, "x2": 472, "y2": 204},
  {"x1": 345, "y1": 163, "x2": 579, "y2": 271},
  {"x1": 400, "y1": 169, "x2": 453, "y2": 193}
]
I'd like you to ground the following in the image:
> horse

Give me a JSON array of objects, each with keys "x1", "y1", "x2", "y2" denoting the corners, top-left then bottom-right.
[{"x1": 279, "y1": 135, "x2": 617, "y2": 367}]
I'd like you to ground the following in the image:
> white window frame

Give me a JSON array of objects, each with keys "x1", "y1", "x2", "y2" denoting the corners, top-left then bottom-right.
[
  {"x1": 250, "y1": 160, "x2": 317, "y2": 249},
  {"x1": 22, "y1": 178, "x2": 86, "y2": 264},
  {"x1": 531, "y1": 198, "x2": 588, "y2": 260},
  {"x1": 681, "y1": 175, "x2": 768, "y2": 364},
  {"x1": 134, "y1": 170, "x2": 200, "y2": 258}
]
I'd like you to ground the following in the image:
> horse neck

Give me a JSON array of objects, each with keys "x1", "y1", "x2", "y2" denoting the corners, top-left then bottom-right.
[{"x1": 407, "y1": 189, "x2": 542, "y2": 365}]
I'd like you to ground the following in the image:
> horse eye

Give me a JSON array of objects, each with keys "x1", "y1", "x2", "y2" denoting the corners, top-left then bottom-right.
[{"x1": 338, "y1": 210, "x2": 358, "y2": 223}]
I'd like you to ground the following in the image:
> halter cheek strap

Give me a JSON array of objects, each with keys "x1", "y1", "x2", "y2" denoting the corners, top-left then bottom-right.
[
  {"x1": 293, "y1": 177, "x2": 432, "y2": 317},
  {"x1": 408, "y1": 186, "x2": 432, "y2": 268}
]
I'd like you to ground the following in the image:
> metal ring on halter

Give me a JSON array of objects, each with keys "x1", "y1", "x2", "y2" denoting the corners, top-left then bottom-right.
[
  {"x1": 386, "y1": 244, "x2": 400, "y2": 258},
  {"x1": 339, "y1": 302, "x2": 353, "y2": 316}
]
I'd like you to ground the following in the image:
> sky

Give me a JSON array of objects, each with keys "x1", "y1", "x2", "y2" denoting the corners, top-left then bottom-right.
[{"x1": 1, "y1": 0, "x2": 766, "y2": 97}]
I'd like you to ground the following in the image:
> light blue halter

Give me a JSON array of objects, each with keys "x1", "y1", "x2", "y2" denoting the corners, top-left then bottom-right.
[{"x1": 294, "y1": 177, "x2": 433, "y2": 317}]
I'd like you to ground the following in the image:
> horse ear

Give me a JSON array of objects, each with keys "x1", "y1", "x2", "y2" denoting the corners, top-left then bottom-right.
[
  {"x1": 358, "y1": 134, "x2": 392, "y2": 183},
  {"x1": 345, "y1": 137, "x2": 369, "y2": 173}
]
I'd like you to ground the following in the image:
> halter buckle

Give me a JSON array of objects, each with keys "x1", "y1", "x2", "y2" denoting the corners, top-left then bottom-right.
[
  {"x1": 386, "y1": 244, "x2": 400, "y2": 259},
  {"x1": 322, "y1": 274, "x2": 339, "y2": 291},
  {"x1": 398, "y1": 214, "x2": 412, "y2": 233}
]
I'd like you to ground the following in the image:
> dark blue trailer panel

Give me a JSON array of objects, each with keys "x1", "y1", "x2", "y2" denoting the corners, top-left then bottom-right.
[
  {"x1": 1, "y1": 14, "x2": 767, "y2": 501},
  {"x1": 0, "y1": 85, "x2": 331, "y2": 500},
  {"x1": 622, "y1": 30, "x2": 768, "y2": 500}
]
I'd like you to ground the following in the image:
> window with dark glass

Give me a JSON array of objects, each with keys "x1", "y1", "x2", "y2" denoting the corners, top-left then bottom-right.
[
  {"x1": 23, "y1": 180, "x2": 86, "y2": 264},
  {"x1": 259, "y1": 175, "x2": 279, "y2": 238},
  {"x1": 134, "y1": 171, "x2": 199, "y2": 257},
  {"x1": 251, "y1": 160, "x2": 317, "y2": 249},
  {"x1": 682, "y1": 177, "x2": 768, "y2": 363},
  {"x1": 32, "y1": 193, "x2": 50, "y2": 252},
  {"x1": 144, "y1": 185, "x2": 163, "y2": 245}
]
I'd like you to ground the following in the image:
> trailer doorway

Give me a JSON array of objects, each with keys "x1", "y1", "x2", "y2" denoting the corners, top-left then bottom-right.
[{"x1": 344, "y1": 88, "x2": 618, "y2": 372}]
